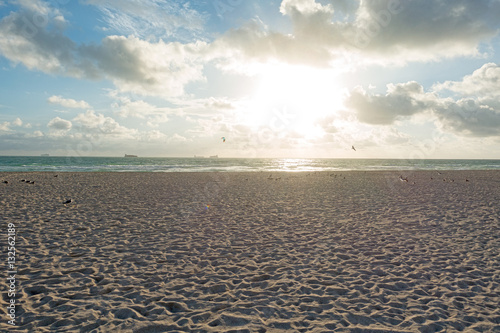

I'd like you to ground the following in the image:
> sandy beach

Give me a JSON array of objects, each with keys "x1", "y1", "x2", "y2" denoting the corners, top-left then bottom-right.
[{"x1": 1, "y1": 170, "x2": 499, "y2": 332}]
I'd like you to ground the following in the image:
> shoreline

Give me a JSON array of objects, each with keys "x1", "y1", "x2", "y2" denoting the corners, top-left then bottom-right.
[{"x1": 1, "y1": 171, "x2": 499, "y2": 332}]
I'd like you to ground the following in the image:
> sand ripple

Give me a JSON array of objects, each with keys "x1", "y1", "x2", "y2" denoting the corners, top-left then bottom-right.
[{"x1": 0, "y1": 171, "x2": 499, "y2": 332}]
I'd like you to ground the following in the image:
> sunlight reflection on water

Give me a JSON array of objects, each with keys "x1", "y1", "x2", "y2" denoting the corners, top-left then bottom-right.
[{"x1": 0, "y1": 156, "x2": 499, "y2": 172}]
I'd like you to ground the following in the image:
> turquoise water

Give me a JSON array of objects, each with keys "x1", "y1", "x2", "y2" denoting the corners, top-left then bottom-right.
[{"x1": 0, "y1": 156, "x2": 499, "y2": 172}]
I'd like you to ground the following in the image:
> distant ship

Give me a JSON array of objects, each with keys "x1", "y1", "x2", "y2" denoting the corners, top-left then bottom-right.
[
  {"x1": 194, "y1": 155, "x2": 218, "y2": 158},
  {"x1": 124, "y1": 154, "x2": 138, "y2": 158},
  {"x1": 41, "y1": 154, "x2": 50, "y2": 157}
]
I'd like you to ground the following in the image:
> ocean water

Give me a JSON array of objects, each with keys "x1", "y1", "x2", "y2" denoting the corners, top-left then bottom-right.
[{"x1": 0, "y1": 156, "x2": 499, "y2": 172}]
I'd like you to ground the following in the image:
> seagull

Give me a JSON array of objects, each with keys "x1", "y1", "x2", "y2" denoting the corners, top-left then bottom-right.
[
  {"x1": 352, "y1": 145, "x2": 356, "y2": 151},
  {"x1": 63, "y1": 199, "x2": 72, "y2": 204}
]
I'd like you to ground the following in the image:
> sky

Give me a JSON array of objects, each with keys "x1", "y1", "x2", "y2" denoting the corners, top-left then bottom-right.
[{"x1": 1, "y1": 0, "x2": 500, "y2": 159}]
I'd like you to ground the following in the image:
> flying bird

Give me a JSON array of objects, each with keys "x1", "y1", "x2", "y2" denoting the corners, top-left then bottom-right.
[{"x1": 352, "y1": 145, "x2": 356, "y2": 151}]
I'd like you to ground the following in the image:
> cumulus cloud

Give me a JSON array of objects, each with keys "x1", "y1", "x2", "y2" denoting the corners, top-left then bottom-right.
[
  {"x1": 0, "y1": 6, "x2": 75, "y2": 74},
  {"x1": 73, "y1": 110, "x2": 137, "y2": 137},
  {"x1": 0, "y1": 122, "x2": 10, "y2": 132},
  {"x1": 346, "y1": 81, "x2": 434, "y2": 125},
  {"x1": 12, "y1": 117, "x2": 23, "y2": 126},
  {"x1": 140, "y1": 129, "x2": 167, "y2": 142},
  {"x1": 112, "y1": 95, "x2": 174, "y2": 121},
  {"x1": 84, "y1": 36, "x2": 209, "y2": 96},
  {"x1": 0, "y1": 111, "x2": 172, "y2": 155},
  {"x1": 434, "y1": 98, "x2": 500, "y2": 137},
  {"x1": 0, "y1": 5, "x2": 209, "y2": 97},
  {"x1": 433, "y1": 63, "x2": 500, "y2": 98},
  {"x1": 15, "y1": 0, "x2": 55, "y2": 16},
  {"x1": 47, "y1": 117, "x2": 72, "y2": 130},
  {"x1": 347, "y1": 0, "x2": 500, "y2": 60},
  {"x1": 2, "y1": 0, "x2": 500, "y2": 100},
  {"x1": 345, "y1": 63, "x2": 500, "y2": 137},
  {"x1": 29, "y1": 130, "x2": 44, "y2": 138},
  {"x1": 204, "y1": 97, "x2": 235, "y2": 110},
  {"x1": 0, "y1": 117, "x2": 26, "y2": 132},
  {"x1": 48, "y1": 95, "x2": 91, "y2": 109},
  {"x1": 216, "y1": 0, "x2": 500, "y2": 69},
  {"x1": 214, "y1": 16, "x2": 336, "y2": 70},
  {"x1": 167, "y1": 133, "x2": 188, "y2": 143},
  {"x1": 346, "y1": 0, "x2": 500, "y2": 62}
]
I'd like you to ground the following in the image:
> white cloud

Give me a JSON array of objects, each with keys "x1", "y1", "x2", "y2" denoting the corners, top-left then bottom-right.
[
  {"x1": 216, "y1": 0, "x2": 500, "y2": 69},
  {"x1": 114, "y1": 98, "x2": 155, "y2": 118},
  {"x1": 47, "y1": 117, "x2": 72, "y2": 130},
  {"x1": 433, "y1": 63, "x2": 500, "y2": 98},
  {"x1": 15, "y1": 0, "x2": 54, "y2": 15},
  {"x1": 12, "y1": 117, "x2": 23, "y2": 126},
  {"x1": 0, "y1": 121, "x2": 11, "y2": 132},
  {"x1": 2, "y1": 0, "x2": 500, "y2": 105},
  {"x1": 0, "y1": 6, "x2": 209, "y2": 97},
  {"x1": 0, "y1": 1, "x2": 72, "y2": 73},
  {"x1": 204, "y1": 97, "x2": 235, "y2": 110},
  {"x1": 86, "y1": 36, "x2": 209, "y2": 96},
  {"x1": 140, "y1": 129, "x2": 167, "y2": 142},
  {"x1": 0, "y1": 118, "x2": 26, "y2": 132},
  {"x1": 48, "y1": 95, "x2": 91, "y2": 109},
  {"x1": 29, "y1": 130, "x2": 44, "y2": 138},
  {"x1": 112, "y1": 96, "x2": 173, "y2": 121},
  {"x1": 434, "y1": 98, "x2": 500, "y2": 137},
  {"x1": 345, "y1": 0, "x2": 499, "y2": 60},
  {"x1": 167, "y1": 133, "x2": 187, "y2": 143},
  {"x1": 345, "y1": 63, "x2": 500, "y2": 137},
  {"x1": 73, "y1": 110, "x2": 138, "y2": 138},
  {"x1": 280, "y1": 0, "x2": 334, "y2": 16},
  {"x1": 346, "y1": 81, "x2": 434, "y2": 125}
]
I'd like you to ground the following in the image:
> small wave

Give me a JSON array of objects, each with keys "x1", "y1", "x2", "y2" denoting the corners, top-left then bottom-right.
[{"x1": 1, "y1": 157, "x2": 500, "y2": 172}]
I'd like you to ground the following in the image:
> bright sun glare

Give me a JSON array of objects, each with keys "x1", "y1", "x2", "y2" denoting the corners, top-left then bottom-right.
[{"x1": 247, "y1": 64, "x2": 346, "y2": 139}]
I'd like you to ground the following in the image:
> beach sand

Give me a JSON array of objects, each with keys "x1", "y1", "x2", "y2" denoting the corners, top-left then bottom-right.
[{"x1": 0, "y1": 171, "x2": 499, "y2": 332}]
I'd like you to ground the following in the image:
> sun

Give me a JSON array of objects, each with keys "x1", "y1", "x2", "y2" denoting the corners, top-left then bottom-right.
[{"x1": 246, "y1": 63, "x2": 346, "y2": 139}]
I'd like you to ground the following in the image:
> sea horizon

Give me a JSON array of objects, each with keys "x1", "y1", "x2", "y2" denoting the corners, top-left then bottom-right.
[{"x1": 1, "y1": 155, "x2": 499, "y2": 173}]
